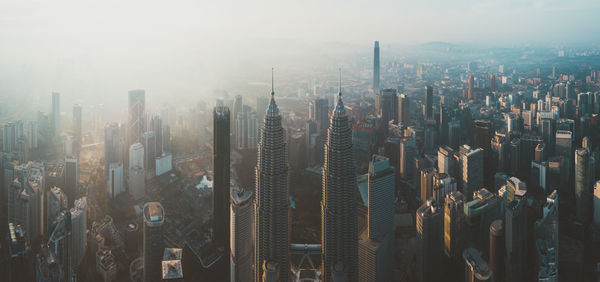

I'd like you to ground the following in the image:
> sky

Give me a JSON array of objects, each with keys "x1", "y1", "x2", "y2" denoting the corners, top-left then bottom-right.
[{"x1": 0, "y1": 0, "x2": 599, "y2": 112}]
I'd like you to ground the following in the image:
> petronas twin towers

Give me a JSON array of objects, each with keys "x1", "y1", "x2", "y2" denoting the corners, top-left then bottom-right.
[{"x1": 254, "y1": 72, "x2": 357, "y2": 281}]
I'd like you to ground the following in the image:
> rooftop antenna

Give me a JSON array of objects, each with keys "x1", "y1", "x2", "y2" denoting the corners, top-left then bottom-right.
[{"x1": 271, "y1": 67, "x2": 274, "y2": 97}]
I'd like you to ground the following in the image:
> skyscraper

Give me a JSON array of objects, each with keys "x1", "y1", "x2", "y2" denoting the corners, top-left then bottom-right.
[
  {"x1": 72, "y1": 104, "x2": 82, "y2": 153},
  {"x1": 416, "y1": 199, "x2": 443, "y2": 282},
  {"x1": 107, "y1": 162, "x2": 124, "y2": 199},
  {"x1": 489, "y1": 220, "x2": 505, "y2": 282},
  {"x1": 397, "y1": 93, "x2": 409, "y2": 125},
  {"x1": 424, "y1": 86, "x2": 433, "y2": 119},
  {"x1": 373, "y1": 41, "x2": 380, "y2": 91},
  {"x1": 460, "y1": 145, "x2": 484, "y2": 200},
  {"x1": 444, "y1": 191, "x2": 466, "y2": 261},
  {"x1": 463, "y1": 248, "x2": 493, "y2": 282},
  {"x1": 505, "y1": 199, "x2": 528, "y2": 282},
  {"x1": 51, "y1": 92, "x2": 60, "y2": 140},
  {"x1": 143, "y1": 202, "x2": 165, "y2": 282},
  {"x1": 254, "y1": 72, "x2": 290, "y2": 282},
  {"x1": 70, "y1": 197, "x2": 87, "y2": 269},
  {"x1": 575, "y1": 148, "x2": 595, "y2": 223},
  {"x1": 213, "y1": 105, "x2": 231, "y2": 263},
  {"x1": 64, "y1": 155, "x2": 78, "y2": 207},
  {"x1": 489, "y1": 74, "x2": 496, "y2": 92},
  {"x1": 377, "y1": 89, "x2": 398, "y2": 125},
  {"x1": 322, "y1": 74, "x2": 358, "y2": 282},
  {"x1": 468, "y1": 74, "x2": 475, "y2": 100},
  {"x1": 104, "y1": 123, "x2": 122, "y2": 180},
  {"x1": 142, "y1": 131, "x2": 157, "y2": 171},
  {"x1": 230, "y1": 188, "x2": 253, "y2": 282},
  {"x1": 128, "y1": 90, "x2": 146, "y2": 148},
  {"x1": 358, "y1": 155, "x2": 395, "y2": 282}
]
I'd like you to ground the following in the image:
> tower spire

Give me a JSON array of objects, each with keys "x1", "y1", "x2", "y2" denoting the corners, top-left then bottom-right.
[
  {"x1": 271, "y1": 67, "x2": 274, "y2": 97},
  {"x1": 338, "y1": 68, "x2": 342, "y2": 97}
]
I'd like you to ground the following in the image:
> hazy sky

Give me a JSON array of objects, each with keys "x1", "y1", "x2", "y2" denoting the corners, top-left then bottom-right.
[{"x1": 0, "y1": 0, "x2": 599, "y2": 113}]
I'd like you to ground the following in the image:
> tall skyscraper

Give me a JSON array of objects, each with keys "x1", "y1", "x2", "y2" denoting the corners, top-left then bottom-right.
[
  {"x1": 420, "y1": 167, "x2": 437, "y2": 204},
  {"x1": 505, "y1": 199, "x2": 528, "y2": 282},
  {"x1": 377, "y1": 89, "x2": 398, "y2": 125},
  {"x1": 444, "y1": 191, "x2": 466, "y2": 261},
  {"x1": 72, "y1": 104, "x2": 82, "y2": 150},
  {"x1": 254, "y1": 73, "x2": 290, "y2": 282},
  {"x1": 424, "y1": 86, "x2": 433, "y2": 119},
  {"x1": 358, "y1": 155, "x2": 395, "y2": 282},
  {"x1": 142, "y1": 131, "x2": 156, "y2": 171},
  {"x1": 594, "y1": 181, "x2": 600, "y2": 225},
  {"x1": 397, "y1": 93, "x2": 409, "y2": 125},
  {"x1": 128, "y1": 90, "x2": 146, "y2": 148},
  {"x1": 51, "y1": 92, "x2": 61, "y2": 140},
  {"x1": 129, "y1": 142, "x2": 145, "y2": 170},
  {"x1": 104, "y1": 123, "x2": 122, "y2": 179},
  {"x1": 213, "y1": 105, "x2": 231, "y2": 262},
  {"x1": 64, "y1": 155, "x2": 79, "y2": 207},
  {"x1": 489, "y1": 219, "x2": 505, "y2": 282},
  {"x1": 107, "y1": 163, "x2": 124, "y2": 199},
  {"x1": 463, "y1": 248, "x2": 493, "y2": 282},
  {"x1": 416, "y1": 199, "x2": 443, "y2": 282},
  {"x1": 322, "y1": 75, "x2": 358, "y2": 281},
  {"x1": 460, "y1": 145, "x2": 484, "y2": 200},
  {"x1": 143, "y1": 202, "x2": 165, "y2": 282},
  {"x1": 468, "y1": 74, "x2": 475, "y2": 100},
  {"x1": 230, "y1": 188, "x2": 253, "y2": 282},
  {"x1": 232, "y1": 94, "x2": 243, "y2": 142},
  {"x1": 70, "y1": 197, "x2": 87, "y2": 269},
  {"x1": 373, "y1": 41, "x2": 380, "y2": 91},
  {"x1": 489, "y1": 74, "x2": 496, "y2": 92},
  {"x1": 575, "y1": 148, "x2": 595, "y2": 223}
]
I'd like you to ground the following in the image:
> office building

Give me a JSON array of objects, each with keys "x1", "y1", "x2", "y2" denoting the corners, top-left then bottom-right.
[
  {"x1": 489, "y1": 219, "x2": 504, "y2": 282},
  {"x1": 107, "y1": 163, "x2": 124, "y2": 199},
  {"x1": 254, "y1": 80, "x2": 290, "y2": 282},
  {"x1": 70, "y1": 197, "x2": 87, "y2": 269},
  {"x1": 433, "y1": 173, "x2": 457, "y2": 203},
  {"x1": 143, "y1": 202, "x2": 165, "y2": 282},
  {"x1": 129, "y1": 142, "x2": 145, "y2": 170},
  {"x1": 128, "y1": 90, "x2": 146, "y2": 148},
  {"x1": 463, "y1": 248, "x2": 492, "y2": 282},
  {"x1": 424, "y1": 86, "x2": 433, "y2": 119},
  {"x1": 377, "y1": 89, "x2": 398, "y2": 125},
  {"x1": 322, "y1": 83, "x2": 358, "y2": 282},
  {"x1": 213, "y1": 105, "x2": 231, "y2": 259},
  {"x1": 460, "y1": 145, "x2": 484, "y2": 200},
  {"x1": 72, "y1": 104, "x2": 82, "y2": 151},
  {"x1": 575, "y1": 148, "x2": 595, "y2": 223},
  {"x1": 444, "y1": 191, "x2": 466, "y2": 260},
  {"x1": 104, "y1": 123, "x2": 122, "y2": 180},
  {"x1": 142, "y1": 131, "x2": 157, "y2": 171},
  {"x1": 464, "y1": 188, "x2": 502, "y2": 258},
  {"x1": 416, "y1": 199, "x2": 443, "y2": 282},
  {"x1": 489, "y1": 74, "x2": 496, "y2": 92},
  {"x1": 438, "y1": 146, "x2": 457, "y2": 178},
  {"x1": 505, "y1": 199, "x2": 528, "y2": 282},
  {"x1": 373, "y1": 41, "x2": 380, "y2": 91},
  {"x1": 51, "y1": 92, "x2": 61, "y2": 140},
  {"x1": 398, "y1": 93, "x2": 409, "y2": 125},
  {"x1": 128, "y1": 165, "x2": 145, "y2": 200},
  {"x1": 64, "y1": 156, "x2": 78, "y2": 207},
  {"x1": 594, "y1": 181, "x2": 600, "y2": 225},
  {"x1": 468, "y1": 74, "x2": 474, "y2": 100},
  {"x1": 230, "y1": 188, "x2": 253, "y2": 282},
  {"x1": 420, "y1": 168, "x2": 437, "y2": 204}
]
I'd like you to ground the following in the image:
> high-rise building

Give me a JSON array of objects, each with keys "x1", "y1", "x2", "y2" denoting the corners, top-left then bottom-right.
[
  {"x1": 232, "y1": 94, "x2": 243, "y2": 142},
  {"x1": 433, "y1": 173, "x2": 457, "y2": 203},
  {"x1": 143, "y1": 202, "x2": 165, "y2": 282},
  {"x1": 256, "y1": 96, "x2": 269, "y2": 124},
  {"x1": 142, "y1": 131, "x2": 156, "y2": 171},
  {"x1": 230, "y1": 188, "x2": 253, "y2": 282},
  {"x1": 460, "y1": 145, "x2": 484, "y2": 200},
  {"x1": 322, "y1": 81, "x2": 358, "y2": 282},
  {"x1": 72, "y1": 104, "x2": 82, "y2": 151},
  {"x1": 107, "y1": 163, "x2": 124, "y2": 199},
  {"x1": 464, "y1": 188, "x2": 501, "y2": 258},
  {"x1": 51, "y1": 92, "x2": 61, "y2": 140},
  {"x1": 254, "y1": 78, "x2": 290, "y2": 282},
  {"x1": 438, "y1": 146, "x2": 457, "y2": 178},
  {"x1": 47, "y1": 186, "x2": 68, "y2": 238},
  {"x1": 129, "y1": 142, "x2": 145, "y2": 170},
  {"x1": 397, "y1": 93, "x2": 409, "y2": 125},
  {"x1": 489, "y1": 220, "x2": 505, "y2": 282},
  {"x1": 70, "y1": 197, "x2": 87, "y2": 269},
  {"x1": 104, "y1": 123, "x2": 122, "y2": 180},
  {"x1": 505, "y1": 199, "x2": 528, "y2": 282},
  {"x1": 3, "y1": 121, "x2": 24, "y2": 153},
  {"x1": 213, "y1": 105, "x2": 231, "y2": 260},
  {"x1": 444, "y1": 191, "x2": 465, "y2": 260},
  {"x1": 489, "y1": 74, "x2": 496, "y2": 92},
  {"x1": 416, "y1": 199, "x2": 443, "y2": 282},
  {"x1": 575, "y1": 148, "x2": 595, "y2": 223},
  {"x1": 358, "y1": 155, "x2": 395, "y2": 282},
  {"x1": 128, "y1": 90, "x2": 146, "y2": 148},
  {"x1": 468, "y1": 74, "x2": 475, "y2": 100},
  {"x1": 424, "y1": 86, "x2": 433, "y2": 119},
  {"x1": 594, "y1": 181, "x2": 600, "y2": 225},
  {"x1": 420, "y1": 168, "x2": 437, "y2": 204},
  {"x1": 377, "y1": 89, "x2": 398, "y2": 125},
  {"x1": 373, "y1": 41, "x2": 380, "y2": 91},
  {"x1": 463, "y1": 248, "x2": 493, "y2": 282},
  {"x1": 128, "y1": 166, "x2": 145, "y2": 200},
  {"x1": 64, "y1": 156, "x2": 78, "y2": 207}
]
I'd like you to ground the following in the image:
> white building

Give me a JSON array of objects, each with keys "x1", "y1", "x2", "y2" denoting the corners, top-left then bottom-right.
[
  {"x1": 155, "y1": 153, "x2": 172, "y2": 176},
  {"x1": 129, "y1": 142, "x2": 145, "y2": 170},
  {"x1": 107, "y1": 163, "x2": 124, "y2": 199},
  {"x1": 128, "y1": 166, "x2": 145, "y2": 200}
]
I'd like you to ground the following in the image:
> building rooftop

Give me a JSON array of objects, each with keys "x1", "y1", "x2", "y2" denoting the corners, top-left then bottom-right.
[
  {"x1": 163, "y1": 248, "x2": 183, "y2": 261},
  {"x1": 144, "y1": 202, "x2": 165, "y2": 224},
  {"x1": 231, "y1": 187, "x2": 252, "y2": 205},
  {"x1": 162, "y1": 260, "x2": 184, "y2": 280},
  {"x1": 463, "y1": 248, "x2": 493, "y2": 280}
]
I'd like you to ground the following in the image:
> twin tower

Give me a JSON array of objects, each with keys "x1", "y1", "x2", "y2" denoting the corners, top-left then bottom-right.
[{"x1": 216, "y1": 72, "x2": 358, "y2": 282}]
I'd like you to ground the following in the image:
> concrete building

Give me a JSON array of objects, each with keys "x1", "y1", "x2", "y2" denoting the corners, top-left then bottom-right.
[
  {"x1": 416, "y1": 199, "x2": 443, "y2": 282},
  {"x1": 128, "y1": 90, "x2": 146, "y2": 148},
  {"x1": 463, "y1": 248, "x2": 493, "y2": 282},
  {"x1": 107, "y1": 163, "x2": 124, "y2": 199},
  {"x1": 460, "y1": 145, "x2": 484, "y2": 200},
  {"x1": 143, "y1": 202, "x2": 165, "y2": 282},
  {"x1": 64, "y1": 155, "x2": 79, "y2": 207},
  {"x1": 575, "y1": 148, "x2": 595, "y2": 223},
  {"x1": 321, "y1": 88, "x2": 358, "y2": 282},
  {"x1": 505, "y1": 199, "x2": 528, "y2": 282},
  {"x1": 214, "y1": 105, "x2": 231, "y2": 263},
  {"x1": 230, "y1": 188, "x2": 253, "y2": 282},
  {"x1": 433, "y1": 173, "x2": 457, "y2": 204},
  {"x1": 70, "y1": 197, "x2": 87, "y2": 269},
  {"x1": 444, "y1": 191, "x2": 466, "y2": 260},
  {"x1": 128, "y1": 166, "x2": 145, "y2": 200},
  {"x1": 129, "y1": 142, "x2": 145, "y2": 170}
]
